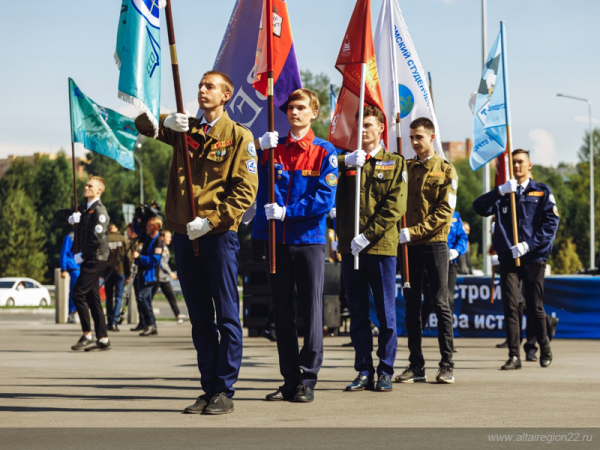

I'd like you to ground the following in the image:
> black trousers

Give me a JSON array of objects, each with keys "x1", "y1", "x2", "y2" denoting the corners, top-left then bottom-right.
[
  {"x1": 266, "y1": 243, "x2": 324, "y2": 389},
  {"x1": 404, "y1": 243, "x2": 454, "y2": 368},
  {"x1": 500, "y1": 260, "x2": 547, "y2": 358},
  {"x1": 72, "y1": 260, "x2": 107, "y2": 339},
  {"x1": 153, "y1": 281, "x2": 180, "y2": 317},
  {"x1": 422, "y1": 262, "x2": 458, "y2": 326}
]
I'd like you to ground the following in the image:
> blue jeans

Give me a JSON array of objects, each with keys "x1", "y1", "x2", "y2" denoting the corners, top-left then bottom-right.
[
  {"x1": 68, "y1": 269, "x2": 80, "y2": 314},
  {"x1": 105, "y1": 273, "x2": 125, "y2": 326},
  {"x1": 135, "y1": 276, "x2": 156, "y2": 327}
]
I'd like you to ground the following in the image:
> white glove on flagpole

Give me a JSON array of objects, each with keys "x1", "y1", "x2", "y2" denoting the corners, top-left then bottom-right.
[
  {"x1": 491, "y1": 254, "x2": 500, "y2": 266},
  {"x1": 511, "y1": 242, "x2": 530, "y2": 259},
  {"x1": 265, "y1": 203, "x2": 286, "y2": 221},
  {"x1": 449, "y1": 249, "x2": 459, "y2": 261},
  {"x1": 259, "y1": 131, "x2": 279, "y2": 149},
  {"x1": 350, "y1": 234, "x2": 370, "y2": 256},
  {"x1": 498, "y1": 179, "x2": 518, "y2": 196},
  {"x1": 329, "y1": 208, "x2": 336, "y2": 219},
  {"x1": 187, "y1": 217, "x2": 211, "y2": 240},
  {"x1": 345, "y1": 150, "x2": 367, "y2": 168},
  {"x1": 68, "y1": 212, "x2": 81, "y2": 225},
  {"x1": 399, "y1": 228, "x2": 411, "y2": 244},
  {"x1": 74, "y1": 253, "x2": 83, "y2": 265},
  {"x1": 164, "y1": 112, "x2": 190, "y2": 132}
]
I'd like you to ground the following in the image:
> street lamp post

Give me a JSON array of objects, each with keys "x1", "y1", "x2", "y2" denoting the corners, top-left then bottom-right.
[{"x1": 557, "y1": 93, "x2": 595, "y2": 269}]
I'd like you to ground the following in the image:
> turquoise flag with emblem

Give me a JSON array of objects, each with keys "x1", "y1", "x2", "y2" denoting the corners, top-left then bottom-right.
[
  {"x1": 69, "y1": 78, "x2": 138, "y2": 170},
  {"x1": 115, "y1": 0, "x2": 164, "y2": 133}
]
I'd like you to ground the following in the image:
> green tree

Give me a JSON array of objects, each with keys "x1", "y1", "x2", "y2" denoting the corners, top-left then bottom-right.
[
  {"x1": 300, "y1": 70, "x2": 339, "y2": 140},
  {"x1": 551, "y1": 238, "x2": 583, "y2": 274},
  {"x1": 0, "y1": 187, "x2": 47, "y2": 280}
]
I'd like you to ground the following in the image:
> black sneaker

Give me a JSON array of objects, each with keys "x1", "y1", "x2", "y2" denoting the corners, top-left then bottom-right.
[
  {"x1": 84, "y1": 340, "x2": 111, "y2": 352},
  {"x1": 293, "y1": 384, "x2": 314, "y2": 403},
  {"x1": 394, "y1": 366, "x2": 427, "y2": 383},
  {"x1": 140, "y1": 325, "x2": 158, "y2": 336},
  {"x1": 183, "y1": 394, "x2": 212, "y2": 414},
  {"x1": 203, "y1": 393, "x2": 234, "y2": 415},
  {"x1": 71, "y1": 336, "x2": 95, "y2": 351},
  {"x1": 436, "y1": 364, "x2": 455, "y2": 384}
]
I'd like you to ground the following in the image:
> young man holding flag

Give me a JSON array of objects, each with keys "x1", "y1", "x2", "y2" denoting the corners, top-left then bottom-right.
[
  {"x1": 473, "y1": 149, "x2": 559, "y2": 370},
  {"x1": 336, "y1": 105, "x2": 407, "y2": 392},
  {"x1": 398, "y1": 118, "x2": 458, "y2": 384},
  {"x1": 252, "y1": 89, "x2": 338, "y2": 403},
  {"x1": 135, "y1": 70, "x2": 258, "y2": 415}
]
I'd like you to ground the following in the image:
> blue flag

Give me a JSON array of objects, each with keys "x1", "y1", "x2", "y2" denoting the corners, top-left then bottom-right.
[
  {"x1": 115, "y1": 0, "x2": 163, "y2": 132},
  {"x1": 69, "y1": 78, "x2": 138, "y2": 170},
  {"x1": 470, "y1": 24, "x2": 511, "y2": 171},
  {"x1": 211, "y1": 0, "x2": 301, "y2": 136},
  {"x1": 330, "y1": 84, "x2": 337, "y2": 122}
]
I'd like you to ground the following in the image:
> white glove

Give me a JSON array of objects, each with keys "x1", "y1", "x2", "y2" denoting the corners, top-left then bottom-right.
[
  {"x1": 164, "y1": 112, "x2": 189, "y2": 132},
  {"x1": 511, "y1": 241, "x2": 530, "y2": 259},
  {"x1": 74, "y1": 253, "x2": 83, "y2": 265},
  {"x1": 491, "y1": 254, "x2": 500, "y2": 266},
  {"x1": 187, "y1": 217, "x2": 211, "y2": 240},
  {"x1": 265, "y1": 203, "x2": 286, "y2": 221},
  {"x1": 351, "y1": 234, "x2": 370, "y2": 256},
  {"x1": 329, "y1": 208, "x2": 336, "y2": 219},
  {"x1": 68, "y1": 212, "x2": 81, "y2": 225},
  {"x1": 498, "y1": 179, "x2": 518, "y2": 196},
  {"x1": 491, "y1": 222, "x2": 496, "y2": 234},
  {"x1": 399, "y1": 228, "x2": 411, "y2": 244},
  {"x1": 345, "y1": 150, "x2": 367, "y2": 168},
  {"x1": 259, "y1": 131, "x2": 279, "y2": 149},
  {"x1": 331, "y1": 241, "x2": 338, "y2": 251},
  {"x1": 449, "y1": 249, "x2": 459, "y2": 261}
]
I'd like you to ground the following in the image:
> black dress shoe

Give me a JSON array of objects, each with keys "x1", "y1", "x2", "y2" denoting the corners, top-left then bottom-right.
[
  {"x1": 501, "y1": 356, "x2": 522, "y2": 370},
  {"x1": 266, "y1": 383, "x2": 297, "y2": 401},
  {"x1": 548, "y1": 317, "x2": 559, "y2": 341},
  {"x1": 345, "y1": 374, "x2": 373, "y2": 391},
  {"x1": 375, "y1": 375, "x2": 393, "y2": 392},
  {"x1": 293, "y1": 384, "x2": 314, "y2": 403},
  {"x1": 184, "y1": 394, "x2": 212, "y2": 414},
  {"x1": 203, "y1": 393, "x2": 234, "y2": 415},
  {"x1": 540, "y1": 338, "x2": 552, "y2": 367},
  {"x1": 526, "y1": 349, "x2": 538, "y2": 362},
  {"x1": 496, "y1": 340, "x2": 508, "y2": 348},
  {"x1": 84, "y1": 340, "x2": 111, "y2": 352},
  {"x1": 130, "y1": 324, "x2": 145, "y2": 332}
]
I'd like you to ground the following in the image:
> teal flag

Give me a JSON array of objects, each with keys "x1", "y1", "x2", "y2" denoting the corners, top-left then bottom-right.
[
  {"x1": 115, "y1": 0, "x2": 163, "y2": 132},
  {"x1": 69, "y1": 78, "x2": 138, "y2": 170}
]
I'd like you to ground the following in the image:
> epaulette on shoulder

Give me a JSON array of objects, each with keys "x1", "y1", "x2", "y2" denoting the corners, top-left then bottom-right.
[{"x1": 235, "y1": 122, "x2": 251, "y2": 132}]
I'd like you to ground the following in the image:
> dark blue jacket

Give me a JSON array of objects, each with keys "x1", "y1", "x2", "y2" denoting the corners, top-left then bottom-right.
[
  {"x1": 473, "y1": 178, "x2": 559, "y2": 263},
  {"x1": 252, "y1": 129, "x2": 338, "y2": 245},
  {"x1": 137, "y1": 234, "x2": 164, "y2": 285},
  {"x1": 448, "y1": 212, "x2": 468, "y2": 263},
  {"x1": 59, "y1": 232, "x2": 80, "y2": 272}
]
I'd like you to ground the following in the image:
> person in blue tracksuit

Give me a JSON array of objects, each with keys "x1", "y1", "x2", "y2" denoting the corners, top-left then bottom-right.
[
  {"x1": 421, "y1": 211, "x2": 469, "y2": 328},
  {"x1": 473, "y1": 149, "x2": 559, "y2": 370},
  {"x1": 59, "y1": 231, "x2": 80, "y2": 322},
  {"x1": 253, "y1": 88, "x2": 338, "y2": 403},
  {"x1": 133, "y1": 216, "x2": 164, "y2": 337}
]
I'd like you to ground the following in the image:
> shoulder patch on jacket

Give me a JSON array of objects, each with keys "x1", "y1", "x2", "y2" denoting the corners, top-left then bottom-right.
[
  {"x1": 325, "y1": 174, "x2": 338, "y2": 187},
  {"x1": 246, "y1": 159, "x2": 257, "y2": 174}
]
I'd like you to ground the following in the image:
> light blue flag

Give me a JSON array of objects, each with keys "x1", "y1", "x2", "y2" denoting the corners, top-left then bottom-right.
[
  {"x1": 69, "y1": 78, "x2": 138, "y2": 170},
  {"x1": 470, "y1": 24, "x2": 511, "y2": 171},
  {"x1": 115, "y1": 0, "x2": 163, "y2": 132},
  {"x1": 330, "y1": 84, "x2": 337, "y2": 123}
]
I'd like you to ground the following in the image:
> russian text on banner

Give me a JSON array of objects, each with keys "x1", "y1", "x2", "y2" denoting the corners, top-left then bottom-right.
[{"x1": 69, "y1": 78, "x2": 138, "y2": 170}]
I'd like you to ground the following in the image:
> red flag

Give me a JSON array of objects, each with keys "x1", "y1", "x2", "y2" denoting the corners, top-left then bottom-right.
[
  {"x1": 328, "y1": 0, "x2": 387, "y2": 151},
  {"x1": 494, "y1": 150, "x2": 510, "y2": 186}
]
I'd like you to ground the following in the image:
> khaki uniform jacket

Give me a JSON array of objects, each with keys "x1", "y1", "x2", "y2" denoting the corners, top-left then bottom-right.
[
  {"x1": 406, "y1": 153, "x2": 457, "y2": 245},
  {"x1": 135, "y1": 111, "x2": 258, "y2": 235},
  {"x1": 336, "y1": 150, "x2": 407, "y2": 256}
]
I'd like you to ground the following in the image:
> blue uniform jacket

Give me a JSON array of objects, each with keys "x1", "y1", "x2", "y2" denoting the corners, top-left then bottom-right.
[
  {"x1": 59, "y1": 232, "x2": 80, "y2": 272},
  {"x1": 473, "y1": 178, "x2": 559, "y2": 263},
  {"x1": 137, "y1": 234, "x2": 164, "y2": 284},
  {"x1": 252, "y1": 129, "x2": 338, "y2": 245},
  {"x1": 448, "y1": 212, "x2": 468, "y2": 263}
]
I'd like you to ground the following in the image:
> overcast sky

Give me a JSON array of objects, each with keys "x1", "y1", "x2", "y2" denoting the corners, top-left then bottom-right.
[{"x1": 1, "y1": 0, "x2": 599, "y2": 167}]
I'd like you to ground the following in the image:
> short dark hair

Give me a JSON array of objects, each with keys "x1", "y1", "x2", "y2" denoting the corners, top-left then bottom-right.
[
  {"x1": 355, "y1": 105, "x2": 385, "y2": 124},
  {"x1": 409, "y1": 117, "x2": 435, "y2": 133},
  {"x1": 512, "y1": 149, "x2": 530, "y2": 159}
]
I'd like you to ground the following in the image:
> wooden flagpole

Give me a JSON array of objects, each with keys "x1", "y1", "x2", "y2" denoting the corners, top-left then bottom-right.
[
  {"x1": 164, "y1": 1, "x2": 199, "y2": 257},
  {"x1": 266, "y1": 0, "x2": 276, "y2": 274}
]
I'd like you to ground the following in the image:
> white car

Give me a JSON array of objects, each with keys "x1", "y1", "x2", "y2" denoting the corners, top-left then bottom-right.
[{"x1": 0, "y1": 278, "x2": 51, "y2": 307}]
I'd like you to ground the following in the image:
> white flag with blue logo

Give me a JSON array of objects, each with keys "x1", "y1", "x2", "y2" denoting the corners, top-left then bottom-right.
[
  {"x1": 470, "y1": 28, "x2": 509, "y2": 171},
  {"x1": 374, "y1": 0, "x2": 443, "y2": 159},
  {"x1": 115, "y1": 0, "x2": 165, "y2": 134}
]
